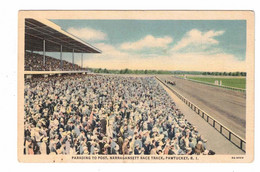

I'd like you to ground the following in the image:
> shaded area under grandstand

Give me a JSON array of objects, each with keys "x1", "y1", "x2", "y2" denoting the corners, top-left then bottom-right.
[{"x1": 25, "y1": 52, "x2": 86, "y2": 71}]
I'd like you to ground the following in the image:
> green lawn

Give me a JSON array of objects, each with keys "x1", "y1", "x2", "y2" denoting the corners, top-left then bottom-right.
[{"x1": 187, "y1": 77, "x2": 246, "y2": 89}]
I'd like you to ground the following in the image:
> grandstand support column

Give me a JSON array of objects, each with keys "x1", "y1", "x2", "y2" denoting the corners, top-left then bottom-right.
[
  {"x1": 60, "y1": 45, "x2": 63, "y2": 70},
  {"x1": 43, "y1": 39, "x2": 46, "y2": 67},
  {"x1": 81, "y1": 53, "x2": 83, "y2": 68},
  {"x1": 72, "y1": 49, "x2": 75, "y2": 70}
]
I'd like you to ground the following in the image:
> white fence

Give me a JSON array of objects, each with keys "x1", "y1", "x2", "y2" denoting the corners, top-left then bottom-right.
[{"x1": 156, "y1": 76, "x2": 246, "y2": 152}]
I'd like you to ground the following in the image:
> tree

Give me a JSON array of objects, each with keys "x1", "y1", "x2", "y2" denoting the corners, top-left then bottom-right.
[
  {"x1": 104, "y1": 68, "x2": 109, "y2": 73},
  {"x1": 123, "y1": 68, "x2": 129, "y2": 74}
]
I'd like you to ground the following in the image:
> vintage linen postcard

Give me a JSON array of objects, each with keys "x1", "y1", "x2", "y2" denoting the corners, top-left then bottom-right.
[{"x1": 18, "y1": 11, "x2": 254, "y2": 163}]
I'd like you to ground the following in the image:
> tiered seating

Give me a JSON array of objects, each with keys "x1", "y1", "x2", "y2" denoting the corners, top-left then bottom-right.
[{"x1": 24, "y1": 52, "x2": 86, "y2": 71}]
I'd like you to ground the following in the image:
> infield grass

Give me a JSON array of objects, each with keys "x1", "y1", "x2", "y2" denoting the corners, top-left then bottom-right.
[{"x1": 187, "y1": 77, "x2": 246, "y2": 89}]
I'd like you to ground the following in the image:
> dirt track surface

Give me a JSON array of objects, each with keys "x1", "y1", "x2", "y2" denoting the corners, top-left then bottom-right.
[
  {"x1": 157, "y1": 79, "x2": 244, "y2": 154},
  {"x1": 157, "y1": 75, "x2": 246, "y2": 139}
]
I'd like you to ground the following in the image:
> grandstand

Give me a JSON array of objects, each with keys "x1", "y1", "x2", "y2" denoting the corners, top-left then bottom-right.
[
  {"x1": 24, "y1": 18, "x2": 101, "y2": 74},
  {"x1": 25, "y1": 51, "x2": 86, "y2": 71}
]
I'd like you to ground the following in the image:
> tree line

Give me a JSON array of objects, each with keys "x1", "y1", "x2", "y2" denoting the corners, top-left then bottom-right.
[
  {"x1": 89, "y1": 68, "x2": 172, "y2": 74},
  {"x1": 201, "y1": 71, "x2": 246, "y2": 76},
  {"x1": 173, "y1": 71, "x2": 246, "y2": 76},
  {"x1": 88, "y1": 68, "x2": 246, "y2": 76}
]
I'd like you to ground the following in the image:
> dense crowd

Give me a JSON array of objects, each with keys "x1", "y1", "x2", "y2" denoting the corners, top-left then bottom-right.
[
  {"x1": 24, "y1": 74, "x2": 213, "y2": 155},
  {"x1": 25, "y1": 52, "x2": 85, "y2": 71}
]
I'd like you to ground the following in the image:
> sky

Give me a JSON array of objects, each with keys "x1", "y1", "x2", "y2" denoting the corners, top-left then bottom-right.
[{"x1": 49, "y1": 19, "x2": 246, "y2": 72}]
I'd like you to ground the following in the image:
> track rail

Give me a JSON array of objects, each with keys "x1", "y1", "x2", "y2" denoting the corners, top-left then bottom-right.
[{"x1": 155, "y1": 76, "x2": 246, "y2": 152}]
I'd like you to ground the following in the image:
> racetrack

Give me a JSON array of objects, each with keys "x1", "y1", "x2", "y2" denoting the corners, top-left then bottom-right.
[{"x1": 157, "y1": 75, "x2": 246, "y2": 139}]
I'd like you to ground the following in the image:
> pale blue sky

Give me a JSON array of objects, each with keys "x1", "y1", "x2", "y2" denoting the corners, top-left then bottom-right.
[{"x1": 47, "y1": 19, "x2": 246, "y2": 71}]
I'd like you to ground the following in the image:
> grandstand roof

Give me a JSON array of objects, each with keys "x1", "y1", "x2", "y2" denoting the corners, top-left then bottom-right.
[{"x1": 25, "y1": 18, "x2": 101, "y2": 53}]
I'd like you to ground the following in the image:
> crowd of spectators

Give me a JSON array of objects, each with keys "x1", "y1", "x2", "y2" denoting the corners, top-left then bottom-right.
[
  {"x1": 24, "y1": 74, "x2": 213, "y2": 155},
  {"x1": 25, "y1": 52, "x2": 85, "y2": 71}
]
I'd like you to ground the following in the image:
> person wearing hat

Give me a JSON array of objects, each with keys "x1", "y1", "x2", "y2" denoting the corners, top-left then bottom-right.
[
  {"x1": 83, "y1": 147, "x2": 89, "y2": 155},
  {"x1": 143, "y1": 140, "x2": 151, "y2": 155},
  {"x1": 134, "y1": 135, "x2": 142, "y2": 149},
  {"x1": 168, "y1": 127, "x2": 175, "y2": 140},
  {"x1": 93, "y1": 147, "x2": 99, "y2": 155},
  {"x1": 186, "y1": 147, "x2": 192, "y2": 155},
  {"x1": 168, "y1": 145, "x2": 176, "y2": 155},
  {"x1": 122, "y1": 138, "x2": 129, "y2": 155},
  {"x1": 49, "y1": 142, "x2": 57, "y2": 155},
  {"x1": 40, "y1": 137, "x2": 48, "y2": 155},
  {"x1": 64, "y1": 138, "x2": 71, "y2": 155},
  {"x1": 194, "y1": 141, "x2": 205, "y2": 155},
  {"x1": 111, "y1": 144, "x2": 119, "y2": 155},
  {"x1": 188, "y1": 137, "x2": 196, "y2": 150},
  {"x1": 201, "y1": 136, "x2": 207, "y2": 150},
  {"x1": 163, "y1": 144, "x2": 170, "y2": 155},
  {"x1": 28, "y1": 142, "x2": 34, "y2": 155},
  {"x1": 157, "y1": 149, "x2": 163, "y2": 155},
  {"x1": 117, "y1": 135, "x2": 124, "y2": 154},
  {"x1": 150, "y1": 145, "x2": 157, "y2": 155},
  {"x1": 133, "y1": 144, "x2": 138, "y2": 155},
  {"x1": 24, "y1": 137, "x2": 32, "y2": 155}
]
